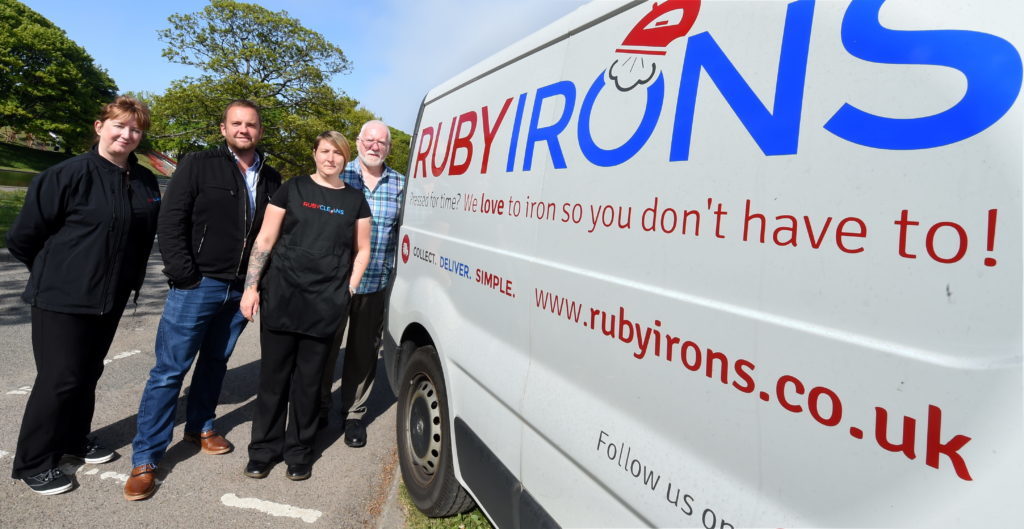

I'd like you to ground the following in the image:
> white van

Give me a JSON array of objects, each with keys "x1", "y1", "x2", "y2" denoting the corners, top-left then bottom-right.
[{"x1": 383, "y1": 1, "x2": 1022, "y2": 527}]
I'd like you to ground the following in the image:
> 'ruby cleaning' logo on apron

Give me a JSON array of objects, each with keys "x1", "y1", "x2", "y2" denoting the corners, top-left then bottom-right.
[{"x1": 302, "y1": 201, "x2": 346, "y2": 215}]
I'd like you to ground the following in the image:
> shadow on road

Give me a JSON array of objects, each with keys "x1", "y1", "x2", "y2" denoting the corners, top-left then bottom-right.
[
  {"x1": 4, "y1": 242, "x2": 397, "y2": 474},
  {"x1": 86, "y1": 351, "x2": 396, "y2": 470},
  {"x1": 0, "y1": 246, "x2": 168, "y2": 326},
  {"x1": 315, "y1": 354, "x2": 396, "y2": 461},
  {"x1": 87, "y1": 358, "x2": 260, "y2": 468}
]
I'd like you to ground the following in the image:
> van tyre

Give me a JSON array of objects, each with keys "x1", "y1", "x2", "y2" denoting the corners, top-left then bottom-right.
[{"x1": 397, "y1": 345, "x2": 475, "y2": 517}]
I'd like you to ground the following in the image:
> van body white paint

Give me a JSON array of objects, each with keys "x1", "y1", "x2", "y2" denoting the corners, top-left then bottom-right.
[
  {"x1": 391, "y1": 1, "x2": 1023, "y2": 527},
  {"x1": 220, "y1": 493, "x2": 322, "y2": 523}
]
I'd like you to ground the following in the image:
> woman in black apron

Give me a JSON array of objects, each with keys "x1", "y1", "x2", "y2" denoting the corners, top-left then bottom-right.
[{"x1": 239, "y1": 131, "x2": 371, "y2": 480}]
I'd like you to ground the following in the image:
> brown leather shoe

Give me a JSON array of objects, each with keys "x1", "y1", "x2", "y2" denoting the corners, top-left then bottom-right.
[
  {"x1": 183, "y1": 430, "x2": 233, "y2": 455},
  {"x1": 123, "y1": 464, "x2": 157, "y2": 501}
]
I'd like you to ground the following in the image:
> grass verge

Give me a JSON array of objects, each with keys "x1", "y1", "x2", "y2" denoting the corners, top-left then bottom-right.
[
  {"x1": 0, "y1": 168, "x2": 36, "y2": 186},
  {"x1": 400, "y1": 484, "x2": 494, "y2": 529},
  {"x1": 1, "y1": 141, "x2": 169, "y2": 183},
  {"x1": 0, "y1": 141, "x2": 72, "y2": 172},
  {"x1": 0, "y1": 189, "x2": 27, "y2": 248}
]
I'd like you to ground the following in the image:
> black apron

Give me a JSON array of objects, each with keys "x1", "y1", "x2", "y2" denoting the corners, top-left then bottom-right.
[{"x1": 260, "y1": 175, "x2": 366, "y2": 337}]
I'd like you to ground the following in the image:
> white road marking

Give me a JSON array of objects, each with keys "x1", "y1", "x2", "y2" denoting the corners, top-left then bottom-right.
[
  {"x1": 104, "y1": 349, "x2": 142, "y2": 365},
  {"x1": 73, "y1": 466, "x2": 162, "y2": 485},
  {"x1": 99, "y1": 471, "x2": 131, "y2": 483},
  {"x1": 6, "y1": 349, "x2": 142, "y2": 395},
  {"x1": 0, "y1": 450, "x2": 10, "y2": 459},
  {"x1": 220, "y1": 493, "x2": 323, "y2": 523}
]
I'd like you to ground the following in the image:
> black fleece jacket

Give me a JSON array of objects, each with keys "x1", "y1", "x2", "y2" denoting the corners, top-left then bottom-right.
[
  {"x1": 157, "y1": 144, "x2": 282, "y2": 287},
  {"x1": 7, "y1": 149, "x2": 161, "y2": 314}
]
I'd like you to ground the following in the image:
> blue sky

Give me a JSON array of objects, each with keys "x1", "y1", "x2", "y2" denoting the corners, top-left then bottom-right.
[{"x1": 23, "y1": 0, "x2": 588, "y2": 133}]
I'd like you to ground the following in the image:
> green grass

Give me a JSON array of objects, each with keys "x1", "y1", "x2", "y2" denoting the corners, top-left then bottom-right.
[
  {"x1": 0, "y1": 168, "x2": 36, "y2": 186},
  {"x1": 0, "y1": 141, "x2": 72, "y2": 172},
  {"x1": 0, "y1": 141, "x2": 171, "y2": 182},
  {"x1": 400, "y1": 484, "x2": 494, "y2": 529},
  {"x1": 0, "y1": 189, "x2": 27, "y2": 248}
]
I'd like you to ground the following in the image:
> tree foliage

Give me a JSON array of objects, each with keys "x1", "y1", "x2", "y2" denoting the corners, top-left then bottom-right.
[
  {"x1": 149, "y1": 0, "x2": 410, "y2": 176},
  {"x1": 158, "y1": 0, "x2": 350, "y2": 108},
  {"x1": 0, "y1": 0, "x2": 117, "y2": 151},
  {"x1": 150, "y1": 77, "x2": 377, "y2": 173},
  {"x1": 387, "y1": 127, "x2": 412, "y2": 174}
]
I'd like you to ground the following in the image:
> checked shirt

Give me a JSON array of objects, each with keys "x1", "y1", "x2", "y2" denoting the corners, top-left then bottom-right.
[{"x1": 341, "y1": 159, "x2": 406, "y2": 294}]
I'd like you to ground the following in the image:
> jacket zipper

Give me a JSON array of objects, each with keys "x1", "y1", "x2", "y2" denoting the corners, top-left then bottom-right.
[
  {"x1": 99, "y1": 170, "x2": 129, "y2": 315},
  {"x1": 196, "y1": 224, "x2": 208, "y2": 255}
]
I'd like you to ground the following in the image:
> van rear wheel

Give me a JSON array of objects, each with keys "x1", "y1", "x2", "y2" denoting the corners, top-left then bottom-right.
[{"x1": 397, "y1": 345, "x2": 475, "y2": 517}]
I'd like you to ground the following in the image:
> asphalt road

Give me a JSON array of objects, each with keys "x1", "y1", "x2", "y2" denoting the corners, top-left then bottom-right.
[{"x1": 0, "y1": 249, "x2": 406, "y2": 528}]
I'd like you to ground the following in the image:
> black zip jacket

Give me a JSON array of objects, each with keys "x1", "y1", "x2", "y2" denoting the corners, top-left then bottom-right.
[
  {"x1": 7, "y1": 149, "x2": 161, "y2": 314},
  {"x1": 157, "y1": 144, "x2": 282, "y2": 287}
]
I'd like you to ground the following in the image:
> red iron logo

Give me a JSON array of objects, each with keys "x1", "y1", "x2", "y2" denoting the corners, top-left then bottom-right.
[
  {"x1": 617, "y1": 0, "x2": 701, "y2": 55},
  {"x1": 609, "y1": 0, "x2": 701, "y2": 91}
]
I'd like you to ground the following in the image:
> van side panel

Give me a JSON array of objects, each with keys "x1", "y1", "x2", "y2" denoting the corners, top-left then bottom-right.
[{"x1": 392, "y1": 1, "x2": 1023, "y2": 527}]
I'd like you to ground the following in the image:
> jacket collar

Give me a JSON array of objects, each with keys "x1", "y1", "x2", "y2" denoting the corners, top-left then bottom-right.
[
  {"x1": 218, "y1": 142, "x2": 267, "y2": 163},
  {"x1": 89, "y1": 144, "x2": 138, "y2": 171}
]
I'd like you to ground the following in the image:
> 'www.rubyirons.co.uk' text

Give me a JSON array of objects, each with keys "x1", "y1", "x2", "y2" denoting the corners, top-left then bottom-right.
[{"x1": 533, "y1": 287, "x2": 973, "y2": 481}]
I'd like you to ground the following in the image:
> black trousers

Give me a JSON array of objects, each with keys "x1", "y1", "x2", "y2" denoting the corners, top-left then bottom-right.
[
  {"x1": 12, "y1": 304, "x2": 125, "y2": 479},
  {"x1": 249, "y1": 327, "x2": 332, "y2": 465},
  {"x1": 320, "y1": 289, "x2": 387, "y2": 421}
]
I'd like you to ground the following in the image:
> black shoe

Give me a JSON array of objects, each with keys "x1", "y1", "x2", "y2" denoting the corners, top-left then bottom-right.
[
  {"x1": 244, "y1": 460, "x2": 273, "y2": 479},
  {"x1": 344, "y1": 419, "x2": 366, "y2": 448},
  {"x1": 23, "y1": 467, "x2": 73, "y2": 495},
  {"x1": 66, "y1": 438, "x2": 115, "y2": 464},
  {"x1": 285, "y1": 463, "x2": 311, "y2": 481}
]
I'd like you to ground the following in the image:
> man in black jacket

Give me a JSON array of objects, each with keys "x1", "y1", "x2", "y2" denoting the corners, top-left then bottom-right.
[{"x1": 125, "y1": 100, "x2": 282, "y2": 501}]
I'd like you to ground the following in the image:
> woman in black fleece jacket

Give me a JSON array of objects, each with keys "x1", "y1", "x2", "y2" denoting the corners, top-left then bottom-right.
[{"x1": 6, "y1": 96, "x2": 161, "y2": 495}]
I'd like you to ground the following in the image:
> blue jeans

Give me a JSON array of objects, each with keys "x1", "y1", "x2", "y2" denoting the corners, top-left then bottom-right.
[{"x1": 131, "y1": 277, "x2": 247, "y2": 467}]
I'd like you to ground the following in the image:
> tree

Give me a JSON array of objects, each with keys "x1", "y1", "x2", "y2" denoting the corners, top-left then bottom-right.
[
  {"x1": 387, "y1": 127, "x2": 412, "y2": 173},
  {"x1": 0, "y1": 0, "x2": 117, "y2": 151},
  {"x1": 159, "y1": 0, "x2": 350, "y2": 108},
  {"x1": 150, "y1": 77, "x2": 377, "y2": 172},
  {"x1": 149, "y1": 0, "x2": 410, "y2": 175}
]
